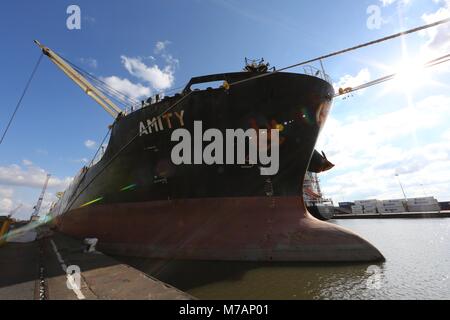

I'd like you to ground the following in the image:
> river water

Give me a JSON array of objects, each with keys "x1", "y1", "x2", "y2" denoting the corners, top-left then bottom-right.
[{"x1": 119, "y1": 218, "x2": 450, "y2": 300}]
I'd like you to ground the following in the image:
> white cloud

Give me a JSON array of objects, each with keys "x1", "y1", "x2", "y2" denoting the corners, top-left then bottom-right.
[
  {"x1": 0, "y1": 187, "x2": 14, "y2": 216},
  {"x1": 79, "y1": 57, "x2": 98, "y2": 69},
  {"x1": 0, "y1": 163, "x2": 72, "y2": 190},
  {"x1": 162, "y1": 53, "x2": 179, "y2": 69},
  {"x1": 0, "y1": 198, "x2": 13, "y2": 214},
  {"x1": 101, "y1": 41, "x2": 178, "y2": 101},
  {"x1": 317, "y1": 94, "x2": 450, "y2": 202},
  {"x1": 0, "y1": 163, "x2": 72, "y2": 219},
  {"x1": 0, "y1": 187, "x2": 14, "y2": 198},
  {"x1": 442, "y1": 128, "x2": 450, "y2": 140},
  {"x1": 84, "y1": 139, "x2": 96, "y2": 149},
  {"x1": 154, "y1": 40, "x2": 170, "y2": 54},
  {"x1": 333, "y1": 68, "x2": 371, "y2": 93},
  {"x1": 121, "y1": 55, "x2": 175, "y2": 91},
  {"x1": 22, "y1": 159, "x2": 33, "y2": 166},
  {"x1": 420, "y1": 1, "x2": 450, "y2": 55},
  {"x1": 153, "y1": 40, "x2": 179, "y2": 67},
  {"x1": 380, "y1": 0, "x2": 395, "y2": 6},
  {"x1": 101, "y1": 76, "x2": 151, "y2": 100},
  {"x1": 379, "y1": 0, "x2": 411, "y2": 7}
]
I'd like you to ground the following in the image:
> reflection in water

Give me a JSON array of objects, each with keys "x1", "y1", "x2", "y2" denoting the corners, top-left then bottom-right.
[
  {"x1": 121, "y1": 258, "x2": 381, "y2": 299},
  {"x1": 117, "y1": 219, "x2": 450, "y2": 300}
]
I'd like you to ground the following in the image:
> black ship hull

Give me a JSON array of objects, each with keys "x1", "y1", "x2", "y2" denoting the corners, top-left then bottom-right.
[{"x1": 49, "y1": 71, "x2": 384, "y2": 262}]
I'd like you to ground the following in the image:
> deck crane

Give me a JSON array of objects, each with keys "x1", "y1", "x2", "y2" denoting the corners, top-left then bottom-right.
[
  {"x1": 34, "y1": 40, "x2": 123, "y2": 119},
  {"x1": 30, "y1": 173, "x2": 51, "y2": 221}
]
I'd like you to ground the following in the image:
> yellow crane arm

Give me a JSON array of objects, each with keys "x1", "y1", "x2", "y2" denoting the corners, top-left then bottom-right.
[{"x1": 34, "y1": 40, "x2": 122, "y2": 118}]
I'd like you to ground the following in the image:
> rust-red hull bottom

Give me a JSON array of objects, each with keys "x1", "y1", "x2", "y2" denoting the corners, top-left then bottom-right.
[{"x1": 55, "y1": 197, "x2": 384, "y2": 262}]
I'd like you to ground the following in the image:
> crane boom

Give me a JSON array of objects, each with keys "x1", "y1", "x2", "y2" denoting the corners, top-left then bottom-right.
[
  {"x1": 34, "y1": 40, "x2": 122, "y2": 118},
  {"x1": 31, "y1": 173, "x2": 51, "y2": 218}
]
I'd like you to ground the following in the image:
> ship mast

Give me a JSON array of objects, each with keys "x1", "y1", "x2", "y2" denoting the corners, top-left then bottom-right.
[{"x1": 34, "y1": 40, "x2": 122, "y2": 119}]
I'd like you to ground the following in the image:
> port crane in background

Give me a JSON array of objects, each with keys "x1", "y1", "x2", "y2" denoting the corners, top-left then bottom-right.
[{"x1": 30, "y1": 174, "x2": 51, "y2": 221}]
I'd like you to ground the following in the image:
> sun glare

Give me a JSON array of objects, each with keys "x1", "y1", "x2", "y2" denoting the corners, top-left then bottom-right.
[{"x1": 390, "y1": 57, "x2": 431, "y2": 92}]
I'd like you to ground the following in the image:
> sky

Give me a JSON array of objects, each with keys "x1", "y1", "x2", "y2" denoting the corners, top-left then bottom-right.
[{"x1": 1, "y1": 0, "x2": 450, "y2": 220}]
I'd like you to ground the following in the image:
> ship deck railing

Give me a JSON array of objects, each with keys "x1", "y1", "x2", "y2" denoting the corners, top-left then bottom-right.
[
  {"x1": 301, "y1": 65, "x2": 332, "y2": 84},
  {"x1": 122, "y1": 66, "x2": 332, "y2": 116}
]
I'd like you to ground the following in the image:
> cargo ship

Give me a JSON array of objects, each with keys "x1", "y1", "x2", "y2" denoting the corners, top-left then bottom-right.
[{"x1": 37, "y1": 41, "x2": 383, "y2": 262}]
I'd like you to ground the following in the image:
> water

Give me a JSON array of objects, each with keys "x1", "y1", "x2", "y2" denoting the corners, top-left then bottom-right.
[{"x1": 119, "y1": 219, "x2": 450, "y2": 300}]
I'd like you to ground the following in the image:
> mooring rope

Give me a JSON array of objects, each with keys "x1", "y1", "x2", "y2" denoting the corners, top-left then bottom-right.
[
  {"x1": 229, "y1": 17, "x2": 450, "y2": 88},
  {"x1": 0, "y1": 53, "x2": 43, "y2": 146}
]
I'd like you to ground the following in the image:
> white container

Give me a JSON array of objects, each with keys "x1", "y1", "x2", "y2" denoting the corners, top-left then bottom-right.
[
  {"x1": 384, "y1": 208, "x2": 405, "y2": 213},
  {"x1": 407, "y1": 197, "x2": 438, "y2": 205},
  {"x1": 409, "y1": 197, "x2": 435, "y2": 201},
  {"x1": 355, "y1": 199, "x2": 379, "y2": 205},
  {"x1": 407, "y1": 204, "x2": 440, "y2": 212},
  {"x1": 382, "y1": 200, "x2": 404, "y2": 205},
  {"x1": 381, "y1": 202, "x2": 405, "y2": 208},
  {"x1": 382, "y1": 205, "x2": 405, "y2": 210},
  {"x1": 351, "y1": 206, "x2": 364, "y2": 214}
]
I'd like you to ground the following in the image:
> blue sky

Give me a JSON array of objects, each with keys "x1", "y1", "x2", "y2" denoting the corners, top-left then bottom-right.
[{"x1": 1, "y1": 0, "x2": 450, "y2": 219}]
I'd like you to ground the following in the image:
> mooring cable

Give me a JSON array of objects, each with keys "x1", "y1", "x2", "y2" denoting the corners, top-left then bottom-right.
[
  {"x1": 64, "y1": 91, "x2": 193, "y2": 211},
  {"x1": 229, "y1": 17, "x2": 450, "y2": 88},
  {"x1": 0, "y1": 53, "x2": 43, "y2": 146},
  {"x1": 335, "y1": 52, "x2": 450, "y2": 96}
]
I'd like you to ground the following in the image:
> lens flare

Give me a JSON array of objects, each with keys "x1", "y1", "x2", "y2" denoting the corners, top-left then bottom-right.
[
  {"x1": 80, "y1": 197, "x2": 104, "y2": 208},
  {"x1": 120, "y1": 184, "x2": 137, "y2": 192}
]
